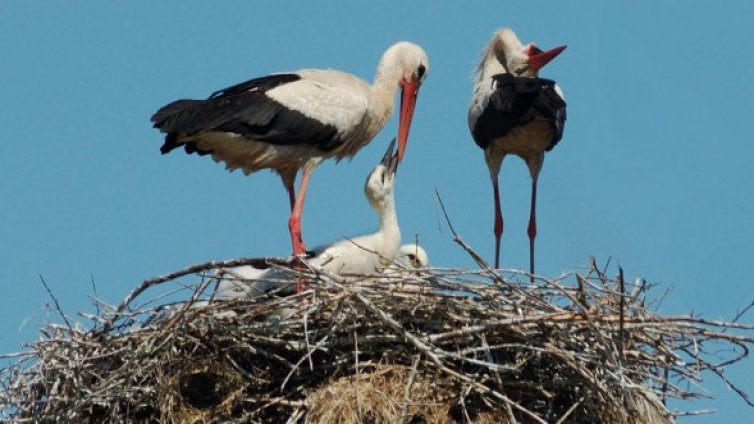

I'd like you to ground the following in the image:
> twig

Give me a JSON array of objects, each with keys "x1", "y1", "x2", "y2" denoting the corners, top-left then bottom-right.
[
  {"x1": 619, "y1": 267, "x2": 626, "y2": 365},
  {"x1": 303, "y1": 308, "x2": 314, "y2": 371},
  {"x1": 554, "y1": 397, "x2": 583, "y2": 424},
  {"x1": 706, "y1": 364, "x2": 754, "y2": 407},
  {"x1": 398, "y1": 355, "x2": 421, "y2": 424},
  {"x1": 100, "y1": 257, "x2": 291, "y2": 333},
  {"x1": 434, "y1": 189, "x2": 491, "y2": 270},
  {"x1": 38, "y1": 275, "x2": 72, "y2": 331},
  {"x1": 726, "y1": 299, "x2": 754, "y2": 332},
  {"x1": 353, "y1": 327, "x2": 363, "y2": 422},
  {"x1": 90, "y1": 274, "x2": 100, "y2": 316}
]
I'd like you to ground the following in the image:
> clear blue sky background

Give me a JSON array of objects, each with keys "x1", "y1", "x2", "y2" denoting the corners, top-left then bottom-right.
[{"x1": 1, "y1": 1, "x2": 752, "y2": 421}]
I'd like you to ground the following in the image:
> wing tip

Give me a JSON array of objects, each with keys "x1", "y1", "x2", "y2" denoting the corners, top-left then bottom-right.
[{"x1": 159, "y1": 133, "x2": 180, "y2": 155}]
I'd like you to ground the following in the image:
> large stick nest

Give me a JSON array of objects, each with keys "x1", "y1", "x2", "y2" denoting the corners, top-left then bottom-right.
[{"x1": 2, "y1": 254, "x2": 753, "y2": 423}]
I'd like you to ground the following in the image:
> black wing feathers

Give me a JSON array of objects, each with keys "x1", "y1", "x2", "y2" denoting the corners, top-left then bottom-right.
[
  {"x1": 473, "y1": 74, "x2": 566, "y2": 151},
  {"x1": 208, "y1": 74, "x2": 301, "y2": 99},
  {"x1": 152, "y1": 73, "x2": 341, "y2": 155}
]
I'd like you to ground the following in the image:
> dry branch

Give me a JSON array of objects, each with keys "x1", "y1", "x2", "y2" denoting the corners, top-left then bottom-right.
[{"x1": 2, "y1": 251, "x2": 753, "y2": 423}]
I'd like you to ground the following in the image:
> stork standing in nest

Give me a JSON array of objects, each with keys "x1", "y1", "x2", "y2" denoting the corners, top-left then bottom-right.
[
  {"x1": 468, "y1": 28, "x2": 566, "y2": 278},
  {"x1": 152, "y1": 42, "x2": 429, "y2": 281}
]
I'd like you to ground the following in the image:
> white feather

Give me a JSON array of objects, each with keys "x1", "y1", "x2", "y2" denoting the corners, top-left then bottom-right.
[{"x1": 266, "y1": 70, "x2": 370, "y2": 135}]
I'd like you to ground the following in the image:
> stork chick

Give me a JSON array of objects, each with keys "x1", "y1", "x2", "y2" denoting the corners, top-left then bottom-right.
[{"x1": 216, "y1": 138, "x2": 402, "y2": 299}]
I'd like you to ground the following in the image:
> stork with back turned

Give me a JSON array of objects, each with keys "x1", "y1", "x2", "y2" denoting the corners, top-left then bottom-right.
[
  {"x1": 152, "y1": 42, "x2": 429, "y2": 293},
  {"x1": 468, "y1": 28, "x2": 566, "y2": 280}
]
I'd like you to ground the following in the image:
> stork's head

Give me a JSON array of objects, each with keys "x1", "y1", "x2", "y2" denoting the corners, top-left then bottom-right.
[
  {"x1": 378, "y1": 42, "x2": 429, "y2": 163},
  {"x1": 494, "y1": 28, "x2": 566, "y2": 78},
  {"x1": 365, "y1": 138, "x2": 399, "y2": 211},
  {"x1": 395, "y1": 244, "x2": 429, "y2": 270}
]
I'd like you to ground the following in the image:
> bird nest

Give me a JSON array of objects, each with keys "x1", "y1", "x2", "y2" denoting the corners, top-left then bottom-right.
[{"x1": 2, "y1": 252, "x2": 754, "y2": 423}]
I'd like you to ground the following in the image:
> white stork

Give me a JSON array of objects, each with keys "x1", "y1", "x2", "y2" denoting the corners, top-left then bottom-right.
[
  {"x1": 215, "y1": 139, "x2": 402, "y2": 299},
  {"x1": 216, "y1": 244, "x2": 429, "y2": 299},
  {"x1": 468, "y1": 28, "x2": 566, "y2": 278},
  {"x1": 152, "y1": 42, "x2": 428, "y2": 269}
]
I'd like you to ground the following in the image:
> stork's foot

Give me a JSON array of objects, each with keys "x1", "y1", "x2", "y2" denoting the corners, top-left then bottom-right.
[
  {"x1": 292, "y1": 244, "x2": 309, "y2": 258},
  {"x1": 290, "y1": 235, "x2": 307, "y2": 257}
]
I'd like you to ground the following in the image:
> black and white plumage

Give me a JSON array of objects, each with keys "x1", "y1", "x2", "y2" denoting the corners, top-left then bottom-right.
[
  {"x1": 152, "y1": 42, "x2": 429, "y2": 270},
  {"x1": 468, "y1": 28, "x2": 566, "y2": 277},
  {"x1": 215, "y1": 139, "x2": 403, "y2": 299}
]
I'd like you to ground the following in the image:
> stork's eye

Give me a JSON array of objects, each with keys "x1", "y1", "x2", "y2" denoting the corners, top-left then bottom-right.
[
  {"x1": 528, "y1": 45, "x2": 543, "y2": 56},
  {"x1": 380, "y1": 170, "x2": 386, "y2": 183},
  {"x1": 416, "y1": 64, "x2": 426, "y2": 80},
  {"x1": 407, "y1": 253, "x2": 417, "y2": 261}
]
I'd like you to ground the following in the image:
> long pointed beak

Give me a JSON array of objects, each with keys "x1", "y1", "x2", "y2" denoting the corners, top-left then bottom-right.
[
  {"x1": 528, "y1": 45, "x2": 567, "y2": 73},
  {"x1": 381, "y1": 137, "x2": 399, "y2": 175},
  {"x1": 397, "y1": 78, "x2": 420, "y2": 163}
]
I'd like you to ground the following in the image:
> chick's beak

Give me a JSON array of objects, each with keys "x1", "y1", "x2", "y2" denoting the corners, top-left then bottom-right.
[{"x1": 381, "y1": 137, "x2": 400, "y2": 175}]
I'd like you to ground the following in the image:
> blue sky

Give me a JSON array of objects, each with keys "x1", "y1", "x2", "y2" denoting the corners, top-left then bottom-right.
[{"x1": 1, "y1": 1, "x2": 753, "y2": 421}]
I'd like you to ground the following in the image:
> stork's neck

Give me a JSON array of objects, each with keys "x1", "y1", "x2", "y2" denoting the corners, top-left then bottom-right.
[
  {"x1": 370, "y1": 64, "x2": 402, "y2": 128},
  {"x1": 376, "y1": 196, "x2": 401, "y2": 259},
  {"x1": 475, "y1": 41, "x2": 509, "y2": 86}
]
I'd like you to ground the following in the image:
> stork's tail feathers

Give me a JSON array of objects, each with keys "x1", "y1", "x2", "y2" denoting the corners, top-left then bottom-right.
[{"x1": 152, "y1": 100, "x2": 214, "y2": 156}]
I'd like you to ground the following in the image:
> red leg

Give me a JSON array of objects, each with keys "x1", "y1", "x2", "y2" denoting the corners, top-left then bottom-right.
[
  {"x1": 288, "y1": 172, "x2": 311, "y2": 256},
  {"x1": 492, "y1": 176, "x2": 503, "y2": 269},
  {"x1": 527, "y1": 178, "x2": 538, "y2": 283},
  {"x1": 289, "y1": 170, "x2": 312, "y2": 293}
]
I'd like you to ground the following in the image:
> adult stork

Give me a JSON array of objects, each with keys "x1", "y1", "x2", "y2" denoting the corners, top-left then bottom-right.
[
  {"x1": 152, "y1": 42, "x2": 428, "y2": 264},
  {"x1": 468, "y1": 28, "x2": 566, "y2": 277},
  {"x1": 216, "y1": 139, "x2": 402, "y2": 299}
]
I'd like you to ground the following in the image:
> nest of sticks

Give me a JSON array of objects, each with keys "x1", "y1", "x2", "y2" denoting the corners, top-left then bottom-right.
[{"x1": 2, "y1": 246, "x2": 754, "y2": 423}]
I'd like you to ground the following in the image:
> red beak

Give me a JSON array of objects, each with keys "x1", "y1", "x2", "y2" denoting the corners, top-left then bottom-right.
[
  {"x1": 528, "y1": 45, "x2": 567, "y2": 73},
  {"x1": 397, "y1": 78, "x2": 420, "y2": 163}
]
